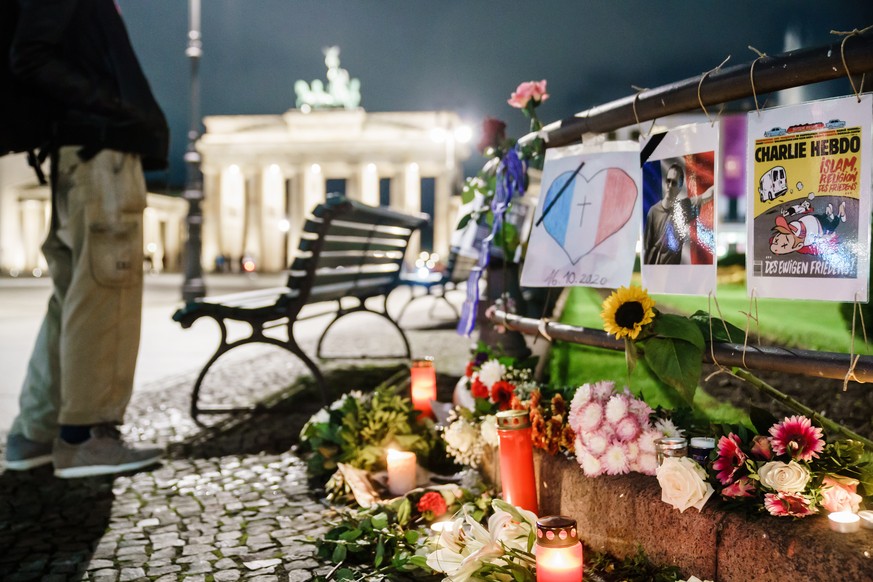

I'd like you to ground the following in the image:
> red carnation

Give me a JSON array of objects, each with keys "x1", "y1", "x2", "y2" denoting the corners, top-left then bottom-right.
[
  {"x1": 490, "y1": 380, "x2": 515, "y2": 410},
  {"x1": 477, "y1": 117, "x2": 507, "y2": 155},
  {"x1": 465, "y1": 361, "x2": 475, "y2": 378},
  {"x1": 417, "y1": 491, "x2": 448, "y2": 519},
  {"x1": 470, "y1": 378, "x2": 489, "y2": 399}
]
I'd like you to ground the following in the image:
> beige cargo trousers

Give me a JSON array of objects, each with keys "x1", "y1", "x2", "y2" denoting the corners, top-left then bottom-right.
[{"x1": 11, "y1": 147, "x2": 145, "y2": 443}]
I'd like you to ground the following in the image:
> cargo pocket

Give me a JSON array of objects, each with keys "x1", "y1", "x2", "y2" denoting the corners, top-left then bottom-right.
[{"x1": 89, "y1": 217, "x2": 143, "y2": 288}]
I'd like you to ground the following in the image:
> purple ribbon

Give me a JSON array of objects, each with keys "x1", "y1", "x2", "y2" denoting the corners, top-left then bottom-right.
[{"x1": 457, "y1": 146, "x2": 527, "y2": 336}]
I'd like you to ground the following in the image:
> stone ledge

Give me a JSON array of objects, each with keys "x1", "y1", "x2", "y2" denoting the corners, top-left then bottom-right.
[{"x1": 535, "y1": 453, "x2": 873, "y2": 582}]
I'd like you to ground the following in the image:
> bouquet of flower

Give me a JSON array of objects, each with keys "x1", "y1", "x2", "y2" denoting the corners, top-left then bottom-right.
[
  {"x1": 568, "y1": 380, "x2": 686, "y2": 477},
  {"x1": 299, "y1": 387, "x2": 436, "y2": 481},
  {"x1": 444, "y1": 345, "x2": 536, "y2": 467},
  {"x1": 711, "y1": 414, "x2": 868, "y2": 517},
  {"x1": 529, "y1": 389, "x2": 576, "y2": 456},
  {"x1": 426, "y1": 499, "x2": 537, "y2": 582}
]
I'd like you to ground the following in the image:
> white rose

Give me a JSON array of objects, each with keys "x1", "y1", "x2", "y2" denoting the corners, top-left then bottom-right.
[
  {"x1": 480, "y1": 415, "x2": 498, "y2": 447},
  {"x1": 477, "y1": 360, "x2": 506, "y2": 388},
  {"x1": 656, "y1": 457, "x2": 714, "y2": 513},
  {"x1": 758, "y1": 460, "x2": 810, "y2": 493},
  {"x1": 444, "y1": 419, "x2": 478, "y2": 454}
]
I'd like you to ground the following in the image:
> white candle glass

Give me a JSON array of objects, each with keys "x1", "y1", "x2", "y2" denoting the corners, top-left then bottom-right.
[
  {"x1": 857, "y1": 510, "x2": 873, "y2": 530},
  {"x1": 386, "y1": 449, "x2": 416, "y2": 496}
]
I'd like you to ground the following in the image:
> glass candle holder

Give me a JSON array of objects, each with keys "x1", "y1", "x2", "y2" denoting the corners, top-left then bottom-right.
[
  {"x1": 536, "y1": 515, "x2": 583, "y2": 582},
  {"x1": 688, "y1": 437, "x2": 716, "y2": 465},
  {"x1": 655, "y1": 437, "x2": 687, "y2": 465},
  {"x1": 410, "y1": 357, "x2": 437, "y2": 418},
  {"x1": 496, "y1": 409, "x2": 538, "y2": 514}
]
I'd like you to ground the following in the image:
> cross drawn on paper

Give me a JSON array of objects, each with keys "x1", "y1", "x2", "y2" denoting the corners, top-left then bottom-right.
[{"x1": 576, "y1": 195, "x2": 592, "y2": 227}]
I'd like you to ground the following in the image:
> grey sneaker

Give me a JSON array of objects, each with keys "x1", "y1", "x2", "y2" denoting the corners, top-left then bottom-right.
[
  {"x1": 53, "y1": 425, "x2": 162, "y2": 479},
  {"x1": 5, "y1": 433, "x2": 53, "y2": 470}
]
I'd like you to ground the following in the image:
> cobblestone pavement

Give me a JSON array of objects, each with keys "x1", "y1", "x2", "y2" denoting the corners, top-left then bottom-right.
[{"x1": 0, "y1": 311, "x2": 473, "y2": 581}]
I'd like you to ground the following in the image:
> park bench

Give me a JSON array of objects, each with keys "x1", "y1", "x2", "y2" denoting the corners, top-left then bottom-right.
[
  {"x1": 393, "y1": 246, "x2": 477, "y2": 324},
  {"x1": 172, "y1": 193, "x2": 428, "y2": 417}
]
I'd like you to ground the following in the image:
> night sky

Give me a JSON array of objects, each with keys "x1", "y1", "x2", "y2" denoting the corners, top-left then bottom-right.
[{"x1": 115, "y1": 1, "x2": 873, "y2": 188}]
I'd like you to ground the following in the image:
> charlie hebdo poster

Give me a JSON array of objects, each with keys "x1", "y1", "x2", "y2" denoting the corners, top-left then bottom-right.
[
  {"x1": 521, "y1": 142, "x2": 640, "y2": 289},
  {"x1": 640, "y1": 123, "x2": 718, "y2": 295},
  {"x1": 746, "y1": 95, "x2": 871, "y2": 302}
]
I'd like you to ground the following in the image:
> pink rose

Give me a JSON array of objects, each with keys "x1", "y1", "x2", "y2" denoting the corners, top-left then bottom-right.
[
  {"x1": 507, "y1": 80, "x2": 549, "y2": 109},
  {"x1": 821, "y1": 475, "x2": 863, "y2": 513}
]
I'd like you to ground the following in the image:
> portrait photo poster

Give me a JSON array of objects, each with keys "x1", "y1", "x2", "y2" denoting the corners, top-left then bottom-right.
[
  {"x1": 746, "y1": 94, "x2": 872, "y2": 302},
  {"x1": 640, "y1": 123, "x2": 719, "y2": 295},
  {"x1": 521, "y1": 141, "x2": 641, "y2": 289}
]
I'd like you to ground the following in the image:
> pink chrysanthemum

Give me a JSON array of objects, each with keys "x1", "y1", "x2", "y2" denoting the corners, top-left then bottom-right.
[
  {"x1": 583, "y1": 432, "x2": 608, "y2": 456},
  {"x1": 712, "y1": 433, "x2": 747, "y2": 485},
  {"x1": 605, "y1": 395, "x2": 629, "y2": 424},
  {"x1": 624, "y1": 441, "x2": 640, "y2": 462},
  {"x1": 570, "y1": 384, "x2": 593, "y2": 409},
  {"x1": 769, "y1": 416, "x2": 825, "y2": 461},
  {"x1": 635, "y1": 452, "x2": 659, "y2": 475},
  {"x1": 573, "y1": 401, "x2": 604, "y2": 434},
  {"x1": 602, "y1": 443, "x2": 630, "y2": 475},
  {"x1": 638, "y1": 428, "x2": 661, "y2": 454},
  {"x1": 590, "y1": 380, "x2": 616, "y2": 402},
  {"x1": 721, "y1": 476, "x2": 756, "y2": 498},
  {"x1": 576, "y1": 445, "x2": 604, "y2": 478},
  {"x1": 629, "y1": 399, "x2": 654, "y2": 425},
  {"x1": 763, "y1": 492, "x2": 817, "y2": 517},
  {"x1": 615, "y1": 415, "x2": 642, "y2": 442}
]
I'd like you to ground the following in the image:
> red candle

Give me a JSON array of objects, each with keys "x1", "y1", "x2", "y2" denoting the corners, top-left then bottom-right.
[
  {"x1": 410, "y1": 357, "x2": 437, "y2": 417},
  {"x1": 536, "y1": 516, "x2": 583, "y2": 582},
  {"x1": 496, "y1": 409, "x2": 538, "y2": 514}
]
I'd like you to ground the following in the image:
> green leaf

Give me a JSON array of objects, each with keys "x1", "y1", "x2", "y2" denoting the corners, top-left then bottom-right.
[
  {"x1": 371, "y1": 512, "x2": 389, "y2": 530},
  {"x1": 651, "y1": 313, "x2": 705, "y2": 349},
  {"x1": 689, "y1": 310, "x2": 746, "y2": 343},
  {"x1": 331, "y1": 543, "x2": 347, "y2": 563},
  {"x1": 404, "y1": 529, "x2": 420, "y2": 544},
  {"x1": 639, "y1": 336, "x2": 702, "y2": 404},
  {"x1": 339, "y1": 528, "x2": 362, "y2": 542},
  {"x1": 374, "y1": 538, "x2": 385, "y2": 568},
  {"x1": 396, "y1": 498, "x2": 411, "y2": 527},
  {"x1": 407, "y1": 555, "x2": 431, "y2": 570},
  {"x1": 456, "y1": 212, "x2": 472, "y2": 231}
]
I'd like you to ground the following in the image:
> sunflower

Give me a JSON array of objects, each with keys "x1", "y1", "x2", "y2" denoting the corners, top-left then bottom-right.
[{"x1": 600, "y1": 286, "x2": 656, "y2": 340}]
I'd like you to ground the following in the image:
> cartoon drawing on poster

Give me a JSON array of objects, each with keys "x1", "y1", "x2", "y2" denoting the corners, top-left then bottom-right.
[
  {"x1": 520, "y1": 142, "x2": 641, "y2": 289},
  {"x1": 640, "y1": 123, "x2": 718, "y2": 295},
  {"x1": 746, "y1": 94, "x2": 871, "y2": 302}
]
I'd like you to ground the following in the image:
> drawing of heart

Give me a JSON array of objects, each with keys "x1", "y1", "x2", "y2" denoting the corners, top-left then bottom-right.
[{"x1": 540, "y1": 167, "x2": 638, "y2": 265}]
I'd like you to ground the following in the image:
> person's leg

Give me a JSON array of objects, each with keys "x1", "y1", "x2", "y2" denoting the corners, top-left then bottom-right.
[
  {"x1": 47, "y1": 147, "x2": 161, "y2": 478},
  {"x1": 6, "y1": 152, "x2": 73, "y2": 470},
  {"x1": 56, "y1": 148, "x2": 145, "y2": 426}
]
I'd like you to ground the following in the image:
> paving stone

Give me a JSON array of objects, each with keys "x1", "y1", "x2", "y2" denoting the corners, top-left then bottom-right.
[
  {"x1": 213, "y1": 571, "x2": 241, "y2": 582},
  {"x1": 88, "y1": 559, "x2": 115, "y2": 571},
  {"x1": 147, "y1": 564, "x2": 182, "y2": 577},
  {"x1": 248, "y1": 574, "x2": 279, "y2": 581},
  {"x1": 119, "y1": 567, "x2": 146, "y2": 581},
  {"x1": 182, "y1": 544, "x2": 215, "y2": 556},
  {"x1": 286, "y1": 571, "x2": 314, "y2": 582},
  {"x1": 91, "y1": 569, "x2": 119, "y2": 582},
  {"x1": 244, "y1": 558, "x2": 282, "y2": 570},
  {"x1": 285, "y1": 558, "x2": 319, "y2": 570}
]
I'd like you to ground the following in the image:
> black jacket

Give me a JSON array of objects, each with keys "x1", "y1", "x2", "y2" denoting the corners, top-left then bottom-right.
[{"x1": 10, "y1": 0, "x2": 169, "y2": 170}]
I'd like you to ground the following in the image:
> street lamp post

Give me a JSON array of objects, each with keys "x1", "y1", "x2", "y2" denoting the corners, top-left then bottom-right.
[{"x1": 182, "y1": 0, "x2": 206, "y2": 301}]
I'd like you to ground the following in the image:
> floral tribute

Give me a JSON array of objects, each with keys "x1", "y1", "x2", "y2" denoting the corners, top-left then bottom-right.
[
  {"x1": 528, "y1": 389, "x2": 576, "y2": 455},
  {"x1": 443, "y1": 344, "x2": 537, "y2": 468},
  {"x1": 710, "y1": 415, "x2": 868, "y2": 517},
  {"x1": 426, "y1": 499, "x2": 537, "y2": 582},
  {"x1": 299, "y1": 386, "x2": 436, "y2": 481},
  {"x1": 568, "y1": 380, "x2": 683, "y2": 477}
]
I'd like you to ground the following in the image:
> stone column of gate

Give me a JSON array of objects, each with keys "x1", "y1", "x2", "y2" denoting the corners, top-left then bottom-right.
[
  {"x1": 357, "y1": 162, "x2": 380, "y2": 207},
  {"x1": 242, "y1": 165, "x2": 262, "y2": 268},
  {"x1": 401, "y1": 162, "x2": 421, "y2": 258},
  {"x1": 259, "y1": 164, "x2": 286, "y2": 273},
  {"x1": 433, "y1": 171, "x2": 453, "y2": 258},
  {"x1": 200, "y1": 164, "x2": 221, "y2": 272}
]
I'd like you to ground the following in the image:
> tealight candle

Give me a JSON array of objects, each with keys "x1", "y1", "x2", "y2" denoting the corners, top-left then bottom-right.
[
  {"x1": 386, "y1": 449, "x2": 416, "y2": 496},
  {"x1": 858, "y1": 510, "x2": 873, "y2": 530},
  {"x1": 430, "y1": 520, "x2": 455, "y2": 533},
  {"x1": 828, "y1": 511, "x2": 861, "y2": 533},
  {"x1": 410, "y1": 357, "x2": 437, "y2": 418},
  {"x1": 536, "y1": 516, "x2": 583, "y2": 582}
]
